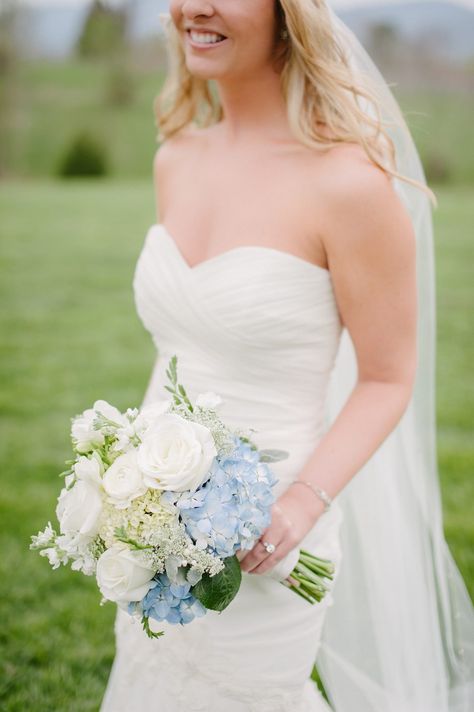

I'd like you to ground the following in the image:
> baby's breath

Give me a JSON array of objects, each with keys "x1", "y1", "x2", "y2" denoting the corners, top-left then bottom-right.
[
  {"x1": 97, "y1": 488, "x2": 224, "y2": 578},
  {"x1": 98, "y1": 489, "x2": 175, "y2": 549}
]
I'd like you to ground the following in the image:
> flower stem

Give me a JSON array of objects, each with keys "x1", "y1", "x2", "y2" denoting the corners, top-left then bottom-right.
[{"x1": 285, "y1": 549, "x2": 335, "y2": 605}]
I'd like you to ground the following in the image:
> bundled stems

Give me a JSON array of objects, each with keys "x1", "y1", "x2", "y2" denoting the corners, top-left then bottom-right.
[{"x1": 286, "y1": 549, "x2": 335, "y2": 604}]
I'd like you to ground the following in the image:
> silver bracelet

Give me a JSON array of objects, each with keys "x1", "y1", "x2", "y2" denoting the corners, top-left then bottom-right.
[{"x1": 289, "y1": 480, "x2": 333, "y2": 512}]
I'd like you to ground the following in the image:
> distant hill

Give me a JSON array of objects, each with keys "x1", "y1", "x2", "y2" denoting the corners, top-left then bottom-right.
[
  {"x1": 14, "y1": 0, "x2": 474, "y2": 63},
  {"x1": 341, "y1": 1, "x2": 474, "y2": 63}
]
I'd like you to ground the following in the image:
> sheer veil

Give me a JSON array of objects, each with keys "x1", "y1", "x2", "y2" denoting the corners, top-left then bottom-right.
[
  {"x1": 318, "y1": 6, "x2": 474, "y2": 711},
  {"x1": 157, "y1": 5, "x2": 474, "y2": 710}
]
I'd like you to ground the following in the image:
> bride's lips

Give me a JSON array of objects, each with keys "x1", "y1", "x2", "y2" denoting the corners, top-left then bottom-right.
[{"x1": 186, "y1": 31, "x2": 229, "y2": 51}]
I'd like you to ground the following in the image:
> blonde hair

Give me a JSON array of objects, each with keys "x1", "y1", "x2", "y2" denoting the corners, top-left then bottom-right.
[{"x1": 154, "y1": 0, "x2": 437, "y2": 207}]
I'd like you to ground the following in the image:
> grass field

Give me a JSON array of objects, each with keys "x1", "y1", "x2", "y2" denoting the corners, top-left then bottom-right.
[
  {"x1": 0, "y1": 179, "x2": 473, "y2": 710},
  {"x1": 3, "y1": 58, "x2": 474, "y2": 183}
]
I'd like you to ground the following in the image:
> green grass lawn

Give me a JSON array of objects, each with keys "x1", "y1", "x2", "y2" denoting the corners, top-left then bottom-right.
[
  {"x1": 4, "y1": 58, "x2": 474, "y2": 184},
  {"x1": 0, "y1": 179, "x2": 473, "y2": 710}
]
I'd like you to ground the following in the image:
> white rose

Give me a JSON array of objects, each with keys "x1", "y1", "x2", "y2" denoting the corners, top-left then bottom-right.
[
  {"x1": 137, "y1": 413, "x2": 217, "y2": 492},
  {"x1": 103, "y1": 450, "x2": 147, "y2": 509},
  {"x1": 56, "y1": 480, "x2": 103, "y2": 537},
  {"x1": 71, "y1": 408, "x2": 105, "y2": 453},
  {"x1": 96, "y1": 545, "x2": 155, "y2": 603},
  {"x1": 195, "y1": 391, "x2": 224, "y2": 410}
]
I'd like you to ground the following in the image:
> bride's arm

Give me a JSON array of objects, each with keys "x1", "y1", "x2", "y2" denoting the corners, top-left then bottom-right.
[{"x1": 239, "y1": 158, "x2": 418, "y2": 575}]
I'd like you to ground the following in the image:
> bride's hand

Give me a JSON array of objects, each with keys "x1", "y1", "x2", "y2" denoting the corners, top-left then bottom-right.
[{"x1": 237, "y1": 484, "x2": 325, "y2": 575}]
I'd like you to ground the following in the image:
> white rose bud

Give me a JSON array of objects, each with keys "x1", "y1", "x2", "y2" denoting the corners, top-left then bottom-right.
[
  {"x1": 71, "y1": 408, "x2": 105, "y2": 454},
  {"x1": 195, "y1": 391, "x2": 223, "y2": 410},
  {"x1": 103, "y1": 450, "x2": 147, "y2": 509},
  {"x1": 73, "y1": 452, "x2": 104, "y2": 486},
  {"x1": 56, "y1": 480, "x2": 103, "y2": 537},
  {"x1": 92, "y1": 399, "x2": 128, "y2": 434},
  {"x1": 137, "y1": 413, "x2": 217, "y2": 492},
  {"x1": 96, "y1": 545, "x2": 155, "y2": 603}
]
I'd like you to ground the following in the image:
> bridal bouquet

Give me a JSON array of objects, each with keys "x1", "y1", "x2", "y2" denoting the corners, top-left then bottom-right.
[{"x1": 30, "y1": 356, "x2": 335, "y2": 638}]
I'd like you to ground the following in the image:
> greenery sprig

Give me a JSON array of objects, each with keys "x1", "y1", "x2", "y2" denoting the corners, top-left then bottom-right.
[
  {"x1": 141, "y1": 614, "x2": 164, "y2": 639},
  {"x1": 114, "y1": 526, "x2": 153, "y2": 551},
  {"x1": 58, "y1": 458, "x2": 75, "y2": 480},
  {"x1": 164, "y1": 355, "x2": 194, "y2": 413}
]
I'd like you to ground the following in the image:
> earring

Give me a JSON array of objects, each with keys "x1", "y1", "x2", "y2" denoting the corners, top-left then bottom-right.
[{"x1": 280, "y1": 27, "x2": 289, "y2": 40}]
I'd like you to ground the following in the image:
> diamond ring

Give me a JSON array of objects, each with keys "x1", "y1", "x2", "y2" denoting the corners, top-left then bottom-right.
[{"x1": 262, "y1": 541, "x2": 276, "y2": 554}]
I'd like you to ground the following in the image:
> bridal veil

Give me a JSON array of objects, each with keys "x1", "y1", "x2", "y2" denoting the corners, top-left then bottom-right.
[{"x1": 318, "y1": 6, "x2": 474, "y2": 711}]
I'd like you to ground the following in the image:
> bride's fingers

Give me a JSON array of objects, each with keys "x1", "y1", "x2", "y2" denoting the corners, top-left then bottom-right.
[
  {"x1": 240, "y1": 532, "x2": 285, "y2": 573},
  {"x1": 250, "y1": 546, "x2": 284, "y2": 575},
  {"x1": 239, "y1": 502, "x2": 293, "y2": 572}
]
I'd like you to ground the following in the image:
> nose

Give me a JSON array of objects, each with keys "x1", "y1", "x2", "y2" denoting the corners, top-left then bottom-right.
[{"x1": 181, "y1": 1, "x2": 215, "y2": 19}]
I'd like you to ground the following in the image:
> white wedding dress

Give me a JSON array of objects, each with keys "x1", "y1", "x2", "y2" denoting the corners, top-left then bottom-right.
[{"x1": 99, "y1": 222, "x2": 346, "y2": 712}]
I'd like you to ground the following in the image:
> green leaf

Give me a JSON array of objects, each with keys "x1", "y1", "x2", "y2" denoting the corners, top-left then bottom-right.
[
  {"x1": 114, "y1": 526, "x2": 153, "y2": 550},
  {"x1": 192, "y1": 555, "x2": 242, "y2": 612},
  {"x1": 236, "y1": 435, "x2": 260, "y2": 451},
  {"x1": 258, "y1": 448, "x2": 289, "y2": 462}
]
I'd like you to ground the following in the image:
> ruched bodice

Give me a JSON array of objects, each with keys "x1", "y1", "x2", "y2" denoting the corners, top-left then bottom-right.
[
  {"x1": 133, "y1": 224, "x2": 343, "y2": 496},
  {"x1": 100, "y1": 223, "x2": 346, "y2": 712}
]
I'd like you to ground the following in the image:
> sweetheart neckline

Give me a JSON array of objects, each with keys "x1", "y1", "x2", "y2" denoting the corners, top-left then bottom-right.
[{"x1": 151, "y1": 223, "x2": 332, "y2": 279}]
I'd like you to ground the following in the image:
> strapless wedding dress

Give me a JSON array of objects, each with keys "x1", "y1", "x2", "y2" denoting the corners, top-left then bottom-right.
[{"x1": 99, "y1": 223, "x2": 346, "y2": 712}]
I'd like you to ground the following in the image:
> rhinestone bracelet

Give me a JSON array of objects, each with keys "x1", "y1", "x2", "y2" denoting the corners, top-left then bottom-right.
[{"x1": 289, "y1": 480, "x2": 333, "y2": 512}]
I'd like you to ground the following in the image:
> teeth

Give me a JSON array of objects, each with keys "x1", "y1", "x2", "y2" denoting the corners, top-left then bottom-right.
[{"x1": 189, "y1": 31, "x2": 225, "y2": 44}]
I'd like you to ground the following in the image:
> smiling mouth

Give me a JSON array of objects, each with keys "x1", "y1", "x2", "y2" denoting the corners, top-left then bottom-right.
[{"x1": 186, "y1": 30, "x2": 228, "y2": 46}]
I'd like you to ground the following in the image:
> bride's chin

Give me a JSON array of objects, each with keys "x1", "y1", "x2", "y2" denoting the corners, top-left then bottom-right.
[{"x1": 185, "y1": 64, "x2": 228, "y2": 81}]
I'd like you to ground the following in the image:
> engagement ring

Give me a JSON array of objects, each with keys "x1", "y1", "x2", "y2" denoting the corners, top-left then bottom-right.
[{"x1": 262, "y1": 541, "x2": 276, "y2": 554}]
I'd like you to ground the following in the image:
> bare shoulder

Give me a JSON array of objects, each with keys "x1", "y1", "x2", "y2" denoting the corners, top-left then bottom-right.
[
  {"x1": 324, "y1": 143, "x2": 403, "y2": 210},
  {"x1": 318, "y1": 142, "x2": 416, "y2": 271},
  {"x1": 153, "y1": 125, "x2": 201, "y2": 176},
  {"x1": 313, "y1": 142, "x2": 418, "y2": 387},
  {"x1": 152, "y1": 125, "x2": 203, "y2": 220}
]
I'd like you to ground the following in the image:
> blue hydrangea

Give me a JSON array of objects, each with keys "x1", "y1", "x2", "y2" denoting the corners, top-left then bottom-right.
[
  {"x1": 163, "y1": 437, "x2": 278, "y2": 558},
  {"x1": 129, "y1": 573, "x2": 207, "y2": 625}
]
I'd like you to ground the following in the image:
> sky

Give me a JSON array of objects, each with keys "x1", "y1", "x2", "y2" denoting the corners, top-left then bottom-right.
[
  {"x1": 17, "y1": 0, "x2": 474, "y2": 9},
  {"x1": 334, "y1": 0, "x2": 474, "y2": 6},
  {"x1": 333, "y1": 0, "x2": 473, "y2": 7}
]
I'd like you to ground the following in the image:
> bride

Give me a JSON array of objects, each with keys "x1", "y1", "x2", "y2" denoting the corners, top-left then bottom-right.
[{"x1": 100, "y1": 1, "x2": 474, "y2": 710}]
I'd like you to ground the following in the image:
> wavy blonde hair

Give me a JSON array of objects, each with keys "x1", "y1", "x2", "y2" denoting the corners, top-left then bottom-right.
[{"x1": 154, "y1": 0, "x2": 437, "y2": 206}]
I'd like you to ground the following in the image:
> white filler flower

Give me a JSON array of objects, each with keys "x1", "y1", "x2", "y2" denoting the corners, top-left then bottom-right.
[
  {"x1": 137, "y1": 413, "x2": 217, "y2": 492},
  {"x1": 195, "y1": 391, "x2": 223, "y2": 410},
  {"x1": 96, "y1": 545, "x2": 155, "y2": 603}
]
